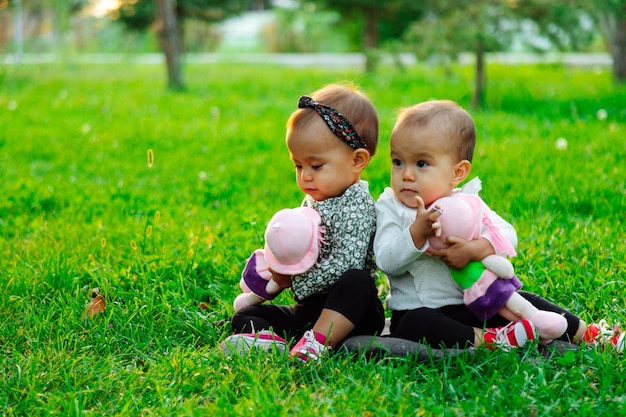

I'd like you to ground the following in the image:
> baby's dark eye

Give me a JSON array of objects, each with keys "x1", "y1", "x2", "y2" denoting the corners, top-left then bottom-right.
[
  {"x1": 312, "y1": 164, "x2": 323, "y2": 170},
  {"x1": 392, "y1": 159, "x2": 404, "y2": 167},
  {"x1": 417, "y1": 160, "x2": 429, "y2": 168}
]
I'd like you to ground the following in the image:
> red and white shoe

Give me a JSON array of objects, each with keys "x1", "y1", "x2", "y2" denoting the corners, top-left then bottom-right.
[
  {"x1": 484, "y1": 319, "x2": 538, "y2": 350},
  {"x1": 583, "y1": 319, "x2": 625, "y2": 353}
]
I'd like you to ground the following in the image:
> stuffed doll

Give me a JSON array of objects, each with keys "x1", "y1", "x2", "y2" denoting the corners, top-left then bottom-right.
[
  {"x1": 428, "y1": 192, "x2": 568, "y2": 343},
  {"x1": 233, "y1": 207, "x2": 323, "y2": 311}
]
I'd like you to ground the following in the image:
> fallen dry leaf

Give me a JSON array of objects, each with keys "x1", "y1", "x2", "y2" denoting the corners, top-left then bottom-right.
[{"x1": 83, "y1": 288, "x2": 106, "y2": 319}]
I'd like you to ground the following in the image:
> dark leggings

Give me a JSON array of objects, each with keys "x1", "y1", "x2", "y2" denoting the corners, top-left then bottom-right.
[
  {"x1": 391, "y1": 291, "x2": 582, "y2": 349},
  {"x1": 231, "y1": 269, "x2": 386, "y2": 343}
]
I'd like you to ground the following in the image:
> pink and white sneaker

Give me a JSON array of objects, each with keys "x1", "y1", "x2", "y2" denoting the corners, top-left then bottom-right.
[
  {"x1": 289, "y1": 330, "x2": 328, "y2": 363},
  {"x1": 583, "y1": 319, "x2": 625, "y2": 353},
  {"x1": 220, "y1": 330, "x2": 288, "y2": 356}
]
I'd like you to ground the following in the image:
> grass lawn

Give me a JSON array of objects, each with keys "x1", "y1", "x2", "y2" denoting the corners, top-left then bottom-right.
[{"x1": 0, "y1": 60, "x2": 625, "y2": 415}]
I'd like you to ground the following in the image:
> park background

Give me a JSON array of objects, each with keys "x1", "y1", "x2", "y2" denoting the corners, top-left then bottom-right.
[{"x1": 1, "y1": 0, "x2": 625, "y2": 415}]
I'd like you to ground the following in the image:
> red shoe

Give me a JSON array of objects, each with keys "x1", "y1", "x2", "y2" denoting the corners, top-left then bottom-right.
[
  {"x1": 289, "y1": 330, "x2": 328, "y2": 363},
  {"x1": 484, "y1": 320, "x2": 537, "y2": 350},
  {"x1": 583, "y1": 320, "x2": 625, "y2": 353}
]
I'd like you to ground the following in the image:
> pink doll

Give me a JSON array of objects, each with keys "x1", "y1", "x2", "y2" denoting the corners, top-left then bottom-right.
[
  {"x1": 428, "y1": 192, "x2": 568, "y2": 343},
  {"x1": 233, "y1": 207, "x2": 323, "y2": 311}
]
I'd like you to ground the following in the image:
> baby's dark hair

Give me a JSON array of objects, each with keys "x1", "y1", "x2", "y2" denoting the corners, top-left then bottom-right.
[
  {"x1": 393, "y1": 100, "x2": 475, "y2": 162},
  {"x1": 287, "y1": 83, "x2": 379, "y2": 156}
]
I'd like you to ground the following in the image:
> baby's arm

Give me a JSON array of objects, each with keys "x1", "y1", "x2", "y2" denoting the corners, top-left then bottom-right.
[{"x1": 374, "y1": 194, "x2": 437, "y2": 275}]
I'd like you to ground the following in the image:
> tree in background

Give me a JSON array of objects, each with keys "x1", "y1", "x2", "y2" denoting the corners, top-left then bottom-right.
[
  {"x1": 113, "y1": 0, "x2": 253, "y2": 89},
  {"x1": 156, "y1": 0, "x2": 182, "y2": 90},
  {"x1": 504, "y1": 0, "x2": 626, "y2": 82},
  {"x1": 302, "y1": 0, "x2": 427, "y2": 71},
  {"x1": 261, "y1": 5, "x2": 355, "y2": 53},
  {"x1": 587, "y1": 0, "x2": 626, "y2": 82},
  {"x1": 3, "y1": 0, "x2": 88, "y2": 54},
  {"x1": 404, "y1": 0, "x2": 597, "y2": 109},
  {"x1": 537, "y1": 0, "x2": 626, "y2": 83},
  {"x1": 404, "y1": 1, "x2": 518, "y2": 109}
]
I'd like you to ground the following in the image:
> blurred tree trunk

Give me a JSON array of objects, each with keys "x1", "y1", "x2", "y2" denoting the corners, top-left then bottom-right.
[
  {"x1": 156, "y1": 0, "x2": 184, "y2": 90},
  {"x1": 13, "y1": 0, "x2": 24, "y2": 60},
  {"x1": 600, "y1": 7, "x2": 626, "y2": 83},
  {"x1": 472, "y1": 39, "x2": 486, "y2": 110},
  {"x1": 363, "y1": 6, "x2": 378, "y2": 72}
]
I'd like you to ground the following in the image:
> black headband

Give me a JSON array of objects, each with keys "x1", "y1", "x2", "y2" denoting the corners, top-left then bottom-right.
[{"x1": 297, "y1": 95, "x2": 368, "y2": 151}]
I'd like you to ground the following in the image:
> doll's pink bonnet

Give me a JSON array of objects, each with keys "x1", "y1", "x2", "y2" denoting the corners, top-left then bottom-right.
[{"x1": 264, "y1": 207, "x2": 322, "y2": 275}]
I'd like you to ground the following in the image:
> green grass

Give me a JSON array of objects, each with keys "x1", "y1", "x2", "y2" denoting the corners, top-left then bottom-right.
[{"x1": 0, "y1": 61, "x2": 625, "y2": 415}]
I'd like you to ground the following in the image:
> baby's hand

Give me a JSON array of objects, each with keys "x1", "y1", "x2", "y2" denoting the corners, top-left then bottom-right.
[
  {"x1": 409, "y1": 196, "x2": 442, "y2": 249},
  {"x1": 270, "y1": 270, "x2": 292, "y2": 289},
  {"x1": 430, "y1": 236, "x2": 493, "y2": 270},
  {"x1": 429, "y1": 236, "x2": 472, "y2": 269}
]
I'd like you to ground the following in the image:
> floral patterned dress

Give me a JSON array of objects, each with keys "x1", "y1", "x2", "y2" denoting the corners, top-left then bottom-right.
[{"x1": 291, "y1": 181, "x2": 377, "y2": 300}]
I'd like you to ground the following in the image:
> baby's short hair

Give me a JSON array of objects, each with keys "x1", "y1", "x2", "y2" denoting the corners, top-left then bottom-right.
[
  {"x1": 394, "y1": 100, "x2": 475, "y2": 162},
  {"x1": 287, "y1": 84, "x2": 379, "y2": 156}
]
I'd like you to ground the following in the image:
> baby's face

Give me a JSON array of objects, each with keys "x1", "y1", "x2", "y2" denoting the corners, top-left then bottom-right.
[
  {"x1": 287, "y1": 120, "x2": 360, "y2": 202},
  {"x1": 390, "y1": 126, "x2": 460, "y2": 208}
]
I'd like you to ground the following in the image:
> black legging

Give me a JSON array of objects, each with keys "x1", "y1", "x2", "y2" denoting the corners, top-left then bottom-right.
[
  {"x1": 390, "y1": 291, "x2": 581, "y2": 349},
  {"x1": 231, "y1": 269, "x2": 386, "y2": 343}
]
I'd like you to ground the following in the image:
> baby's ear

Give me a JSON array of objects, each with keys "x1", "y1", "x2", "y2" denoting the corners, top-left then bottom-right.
[
  {"x1": 353, "y1": 149, "x2": 371, "y2": 171},
  {"x1": 452, "y1": 160, "x2": 471, "y2": 186}
]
